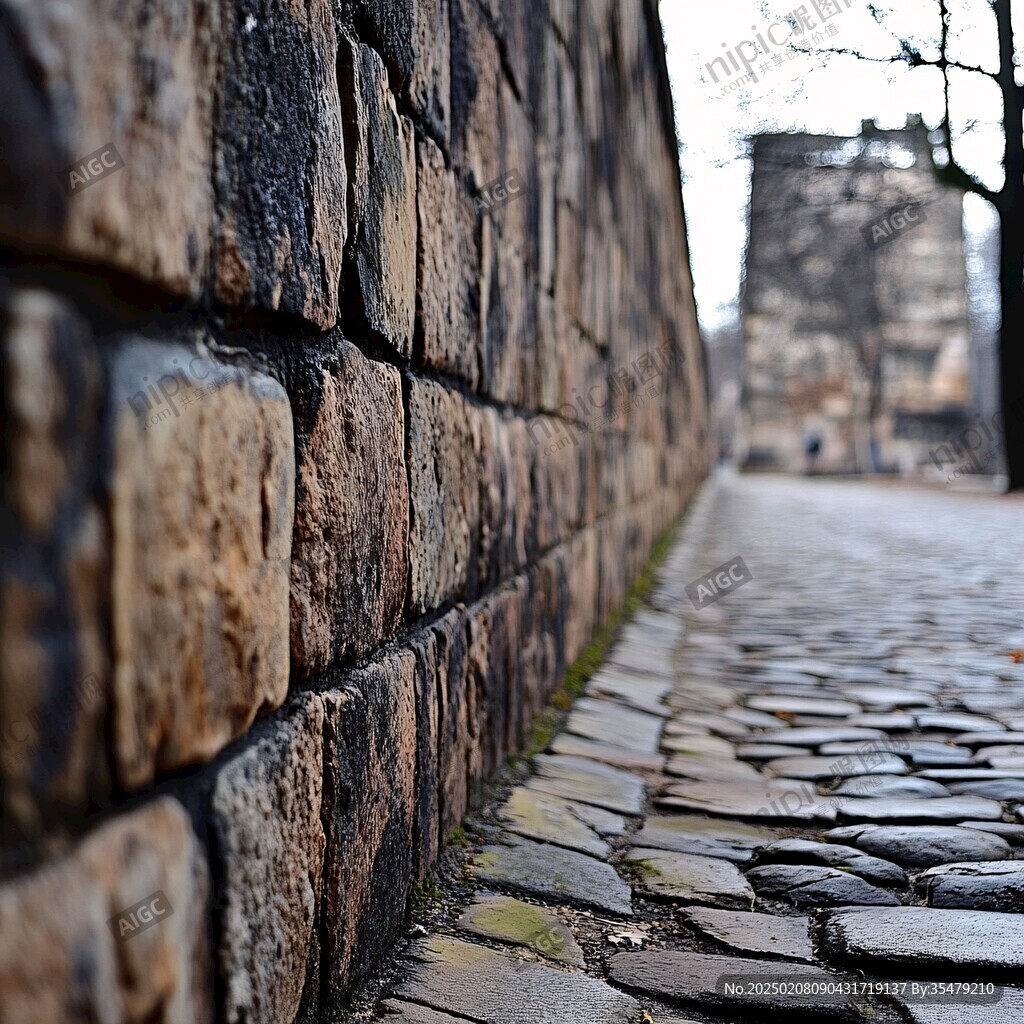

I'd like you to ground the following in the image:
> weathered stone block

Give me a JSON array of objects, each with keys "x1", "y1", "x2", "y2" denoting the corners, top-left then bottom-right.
[
  {"x1": 405, "y1": 0, "x2": 451, "y2": 145},
  {"x1": 109, "y1": 341, "x2": 293, "y2": 788},
  {"x1": 212, "y1": 694, "x2": 325, "y2": 1024},
  {"x1": 407, "y1": 379, "x2": 478, "y2": 614},
  {"x1": 213, "y1": 0, "x2": 346, "y2": 328},
  {"x1": 416, "y1": 135, "x2": 480, "y2": 388},
  {"x1": 0, "y1": 291, "x2": 107, "y2": 840},
  {"x1": 0, "y1": 798, "x2": 212, "y2": 1024},
  {"x1": 321, "y1": 650, "x2": 417, "y2": 1004},
  {"x1": 290, "y1": 342, "x2": 408, "y2": 677},
  {"x1": 339, "y1": 37, "x2": 417, "y2": 357},
  {"x1": 0, "y1": 0, "x2": 217, "y2": 297}
]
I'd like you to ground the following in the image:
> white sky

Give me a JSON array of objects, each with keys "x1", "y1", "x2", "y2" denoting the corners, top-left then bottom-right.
[{"x1": 660, "y1": 0, "x2": 1008, "y2": 332}]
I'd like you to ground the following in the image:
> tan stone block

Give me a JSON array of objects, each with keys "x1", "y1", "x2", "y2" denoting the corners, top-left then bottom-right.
[
  {"x1": 407, "y1": 380, "x2": 477, "y2": 614},
  {"x1": 0, "y1": 798, "x2": 212, "y2": 1024},
  {"x1": 416, "y1": 135, "x2": 480, "y2": 388},
  {"x1": 212, "y1": 694, "x2": 325, "y2": 1024},
  {"x1": 290, "y1": 342, "x2": 407, "y2": 677},
  {"x1": 213, "y1": 0, "x2": 346, "y2": 328},
  {"x1": 0, "y1": 290, "x2": 107, "y2": 837},
  {"x1": 339, "y1": 37, "x2": 417, "y2": 357},
  {"x1": 109, "y1": 342, "x2": 293, "y2": 787},
  {"x1": 321, "y1": 650, "x2": 417, "y2": 1003},
  {"x1": 0, "y1": 0, "x2": 218, "y2": 297}
]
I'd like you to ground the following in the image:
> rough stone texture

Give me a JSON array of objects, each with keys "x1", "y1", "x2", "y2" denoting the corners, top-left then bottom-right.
[
  {"x1": 528, "y1": 754, "x2": 646, "y2": 816},
  {"x1": 0, "y1": 291, "x2": 107, "y2": 839},
  {"x1": 0, "y1": 798, "x2": 212, "y2": 1023},
  {"x1": 609, "y1": 950, "x2": 853, "y2": 1016},
  {"x1": 213, "y1": 0, "x2": 346, "y2": 327},
  {"x1": 914, "y1": 860, "x2": 1024, "y2": 911},
  {"x1": 289, "y1": 343, "x2": 408, "y2": 676},
  {"x1": 340, "y1": 36, "x2": 417, "y2": 356},
  {"x1": 456, "y1": 894, "x2": 585, "y2": 967},
  {"x1": 473, "y1": 837, "x2": 633, "y2": 917},
  {"x1": 212, "y1": 694, "x2": 325, "y2": 1024},
  {"x1": 815, "y1": 906, "x2": 1024, "y2": 972},
  {"x1": 825, "y1": 824, "x2": 1013, "y2": 868},
  {"x1": 499, "y1": 787, "x2": 610, "y2": 858},
  {"x1": 755, "y1": 838, "x2": 907, "y2": 887},
  {"x1": 626, "y1": 847, "x2": 755, "y2": 906},
  {"x1": 320, "y1": 651, "x2": 418, "y2": 1004},
  {"x1": 633, "y1": 815, "x2": 780, "y2": 864},
  {"x1": 109, "y1": 341, "x2": 294, "y2": 788},
  {"x1": 747, "y1": 863, "x2": 901, "y2": 907},
  {"x1": 0, "y1": 0, "x2": 217, "y2": 296},
  {"x1": 684, "y1": 908, "x2": 814, "y2": 961},
  {"x1": 395, "y1": 936, "x2": 640, "y2": 1024}
]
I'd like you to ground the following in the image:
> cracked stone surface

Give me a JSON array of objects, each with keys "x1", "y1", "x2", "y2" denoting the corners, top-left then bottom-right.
[{"x1": 374, "y1": 477, "x2": 1024, "y2": 1023}]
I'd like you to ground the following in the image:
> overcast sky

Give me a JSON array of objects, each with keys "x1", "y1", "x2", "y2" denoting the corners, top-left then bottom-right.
[{"x1": 660, "y1": 0, "x2": 1007, "y2": 332}]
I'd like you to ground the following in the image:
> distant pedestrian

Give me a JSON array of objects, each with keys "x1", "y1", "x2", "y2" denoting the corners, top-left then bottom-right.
[{"x1": 804, "y1": 432, "x2": 822, "y2": 475}]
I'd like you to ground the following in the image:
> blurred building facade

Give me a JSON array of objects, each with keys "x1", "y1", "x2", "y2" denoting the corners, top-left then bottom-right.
[{"x1": 739, "y1": 118, "x2": 978, "y2": 476}]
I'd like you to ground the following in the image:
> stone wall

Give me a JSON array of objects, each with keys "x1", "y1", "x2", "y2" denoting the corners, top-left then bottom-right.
[{"x1": 0, "y1": 0, "x2": 708, "y2": 1020}]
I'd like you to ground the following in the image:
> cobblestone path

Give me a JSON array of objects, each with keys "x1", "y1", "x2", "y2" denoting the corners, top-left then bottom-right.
[{"x1": 370, "y1": 474, "x2": 1024, "y2": 1024}]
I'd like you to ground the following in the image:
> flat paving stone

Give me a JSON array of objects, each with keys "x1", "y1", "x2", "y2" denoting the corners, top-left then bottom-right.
[
  {"x1": 954, "y1": 731, "x2": 1024, "y2": 747},
  {"x1": 918, "y1": 768, "x2": 1024, "y2": 781},
  {"x1": 586, "y1": 670, "x2": 673, "y2": 717},
  {"x1": 473, "y1": 837, "x2": 633, "y2": 917},
  {"x1": 831, "y1": 776, "x2": 949, "y2": 798},
  {"x1": 568, "y1": 801, "x2": 628, "y2": 837},
  {"x1": 959, "y1": 820, "x2": 1024, "y2": 845},
  {"x1": 528, "y1": 754, "x2": 646, "y2": 816},
  {"x1": 815, "y1": 906, "x2": 1024, "y2": 971},
  {"x1": 607, "y1": 643, "x2": 677, "y2": 679},
  {"x1": 847, "y1": 712, "x2": 917, "y2": 730},
  {"x1": 632, "y1": 815, "x2": 780, "y2": 864},
  {"x1": 735, "y1": 743, "x2": 805, "y2": 761},
  {"x1": 763, "y1": 754, "x2": 908, "y2": 780},
  {"x1": 456, "y1": 894, "x2": 585, "y2": 967},
  {"x1": 548, "y1": 733, "x2": 665, "y2": 772},
  {"x1": 914, "y1": 860, "x2": 1024, "y2": 911},
  {"x1": 896, "y1": 987, "x2": 1024, "y2": 1024},
  {"x1": 916, "y1": 712, "x2": 1005, "y2": 732},
  {"x1": 823, "y1": 824, "x2": 1012, "y2": 868},
  {"x1": 844, "y1": 686, "x2": 936, "y2": 709},
  {"x1": 624, "y1": 848, "x2": 754, "y2": 907},
  {"x1": 746, "y1": 695, "x2": 861, "y2": 717},
  {"x1": 725, "y1": 707, "x2": 788, "y2": 728},
  {"x1": 565, "y1": 698, "x2": 664, "y2": 752},
  {"x1": 683, "y1": 907, "x2": 814, "y2": 961},
  {"x1": 608, "y1": 950, "x2": 854, "y2": 1017},
  {"x1": 664, "y1": 755, "x2": 761, "y2": 782},
  {"x1": 835, "y1": 795, "x2": 1003, "y2": 824},
  {"x1": 667, "y1": 712, "x2": 750, "y2": 738},
  {"x1": 756, "y1": 838, "x2": 906, "y2": 887},
  {"x1": 659, "y1": 779, "x2": 840, "y2": 823},
  {"x1": 948, "y1": 779, "x2": 1024, "y2": 800},
  {"x1": 393, "y1": 936, "x2": 640, "y2": 1023},
  {"x1": 661, "y1": 734, "x2": 736, "y2": 758},
  {"x1": 746, "y1": 863, "x2": 900, "y2": 907},
  {"x1": 755, "y1": 727, "x2": 886, "y2": 747},
  {"x1": 499, "y1": 788, "x2": 610, "y2": 858},
  {"x1": 377, "y1": 999, "x2": 470, "y2": 1023}
]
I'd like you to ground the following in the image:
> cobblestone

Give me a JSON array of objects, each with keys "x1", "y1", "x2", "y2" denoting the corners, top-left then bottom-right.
[{"x1": 371, "y1": 475, "x2": 1024, "y2": 1022}]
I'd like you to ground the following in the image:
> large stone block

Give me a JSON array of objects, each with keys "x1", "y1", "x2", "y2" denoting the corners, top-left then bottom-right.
[
  {"x1": 212, "y1": 694, "x2": 325, "y2": 1024},
  {"x1": 0, "y1": 0, "x2": 217, "y2": 296},
  {"x1": 339, "y1": 37, "x2": 416, "y2": 357},
  {"x1": 213, "y1": 0, "x2": 346, "y2": 328},
  {"x1": 407, "y1": 379, "x2": 478, "y2": 614},
  {"x1": 109, "y1": 341, "x2": 294, "y2": 788},
  {"x1": 405, "y1": 0, "x2": 450, "y2": 145},
  {"x1": 289, "y1": 342, "x2": 408, "y2": 677},
  {"x1": 0, "y1": 798, "x2": 212, "y2": 1024},
  {"x1": 321, "y1": 651, "x2": 418, "y2": 1004},
  {"x1": 0, "y1": 291, "x2": 108, "y2": 841},
  {"x1": 416, "y1": 135, "x2": 480, "y2": 388}
]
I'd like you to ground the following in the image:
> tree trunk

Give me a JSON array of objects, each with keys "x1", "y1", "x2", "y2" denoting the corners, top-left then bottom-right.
[{"x1": 998, "y1": 211, "x2": 1024, "y2": 489}]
